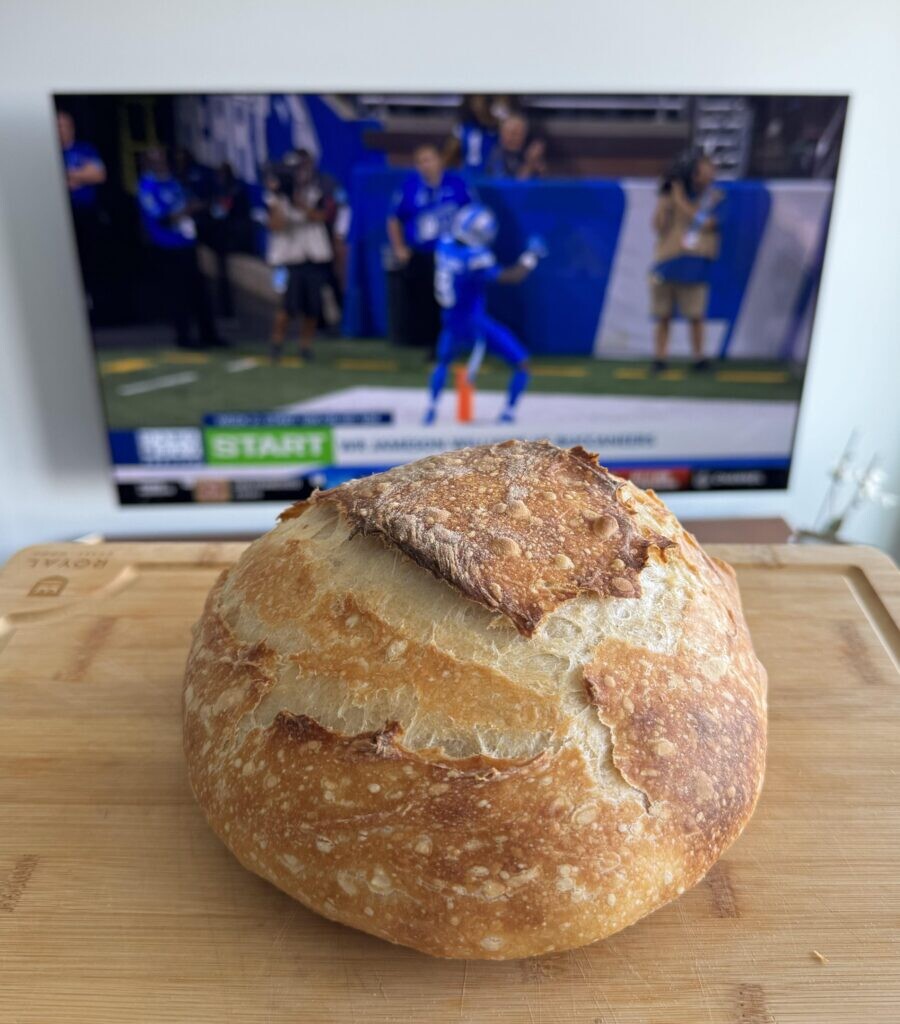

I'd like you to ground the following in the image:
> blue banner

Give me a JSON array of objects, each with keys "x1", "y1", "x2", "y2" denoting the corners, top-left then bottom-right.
[{"x1": 344, "y1": 172, "x2": 774, "y2": 356}]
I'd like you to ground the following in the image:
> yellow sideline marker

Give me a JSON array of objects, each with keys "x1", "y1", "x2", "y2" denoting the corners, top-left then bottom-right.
[
  {"x1": 163, "y1": 352, "x2": 211, "y2": 365},
  {"x1": 530, "y1": 365, "x2": 588, "y2": 378},
  {"x1": 100, "y1": 358, "x2": 154, "y2": 375},
  {"x1": 717, "y1": 370, "x2": 789, "y2": 384}
]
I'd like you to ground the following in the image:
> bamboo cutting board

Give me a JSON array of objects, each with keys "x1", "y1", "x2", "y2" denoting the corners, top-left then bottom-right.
[{"x1": 1, "y1": 541, "x2": 898, "y2": 1023}]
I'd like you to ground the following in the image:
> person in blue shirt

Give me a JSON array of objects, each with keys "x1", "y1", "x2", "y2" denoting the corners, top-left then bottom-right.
[
  {"x1": 57, "y1": 109, "x2": 107, "y2": 318},
  {"x1": 58, "y1": 110, "x2": 106, "y2": 210},
  {"x1": 386, "y1": 144, "x2": 472, "y2": 355},
  {"x1": 445, "y1": 95, "x2": 499, "y2": 175},
  {"x1": 424, "y1": 203, "x2": 546, "y2": 425},
  {"x1": 137, "y1": 148, "x2": 222, "y2": 350}
]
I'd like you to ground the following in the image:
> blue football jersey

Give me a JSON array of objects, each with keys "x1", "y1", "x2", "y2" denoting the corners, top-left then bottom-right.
[
  {"x1": 434, "y1": 238, "x2": 500, "y2": 326},
  {"x1": 137, "y1": 174, "x2": 196, "y2": 249},
  {"x1": 454, "y1": 122, "x2": 497, "y2": 173},
  {"x1": 390, "y1": 171, "x2": 471, "y2": 251},
  {"x1": 63, "y1": 141, "x2": 103, "y2": 209}
]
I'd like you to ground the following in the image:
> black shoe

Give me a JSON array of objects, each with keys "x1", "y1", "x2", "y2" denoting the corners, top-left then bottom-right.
[
  {"x1": 693, "y1": 358, "x2": 712, "y2": 372},
  {"x1": 176, "y1": 337, "x2": 202, "y2": 350},
  {"x1": 652, "y1": 359, "x2": 669, "y2": 374},
  {"x1": 269, "y1": 344, "x2": 282, "y2": 364},
  {"x1": 301, "y1": 348, "x2": 314, "y2": 362},
  {"x1": 204, "y1": 336, "x2": 229, "y2": 349}
]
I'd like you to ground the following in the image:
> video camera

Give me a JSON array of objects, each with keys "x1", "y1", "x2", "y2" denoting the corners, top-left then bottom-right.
[{"x1": 262, "y1": 160, "x2": 297, "y2": 196}]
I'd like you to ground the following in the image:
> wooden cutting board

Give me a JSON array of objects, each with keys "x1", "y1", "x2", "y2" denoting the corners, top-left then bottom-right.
[{"x1": 1, "y1": 541, "x2": 898, "y2": 1023}]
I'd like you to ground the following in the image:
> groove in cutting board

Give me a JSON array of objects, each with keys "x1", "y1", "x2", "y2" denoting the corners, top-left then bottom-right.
[{"x1": 842, "y1": 566, "x2": 900, "y2": 672}]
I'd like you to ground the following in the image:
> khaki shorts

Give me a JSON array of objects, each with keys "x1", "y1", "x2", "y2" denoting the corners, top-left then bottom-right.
[{"x1": 650, "y1": 277, "x2": 709, "y2": 320}]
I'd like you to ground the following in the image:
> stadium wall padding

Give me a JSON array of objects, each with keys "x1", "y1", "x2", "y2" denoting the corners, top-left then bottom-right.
[{"x1": 345, "y1": 169, "x2": 833, "y2": 359}]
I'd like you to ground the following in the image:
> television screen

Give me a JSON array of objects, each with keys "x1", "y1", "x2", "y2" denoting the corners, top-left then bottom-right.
[{"x1": 54, "y1": 91, "x2": 847, "y2": 504}]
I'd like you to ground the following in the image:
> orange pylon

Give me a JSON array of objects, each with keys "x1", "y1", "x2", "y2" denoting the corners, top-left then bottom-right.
[{"x1": 455, "y1": 365, "x2": 474, "y2": 423}]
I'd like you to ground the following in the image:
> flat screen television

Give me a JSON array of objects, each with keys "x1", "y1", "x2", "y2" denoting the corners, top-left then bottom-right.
[{"x1": 53, "y1": 91, "x2": 847, "y2": 505}]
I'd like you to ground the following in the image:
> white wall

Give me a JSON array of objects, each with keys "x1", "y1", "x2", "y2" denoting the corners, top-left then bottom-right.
[{"x1": 1, "y1": 0, "x2": 899, "y2": 560}]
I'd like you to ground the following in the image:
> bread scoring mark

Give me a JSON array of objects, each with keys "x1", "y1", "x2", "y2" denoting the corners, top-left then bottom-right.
[
  {"x1": 313, "y1": 440, "x2": 672, "y2": 636},
  {"x1": 272, "y1": 710, "x2": 334, "y2": 747},
  {"x1": 272, "y1": 708, "x2": 555, "y2": 779},
  {"x1": 275, "y1": 589, "x2": 571, "y2": 762},
  {"x1": 0, "y1": 855, "x2": 39, "y2": 913},
  {"x1": 584, "y1": 641, "x2": 765, "y2": 846},
  {"x1": 581, "y1": 549, "x2": 767, "y2": 866}
]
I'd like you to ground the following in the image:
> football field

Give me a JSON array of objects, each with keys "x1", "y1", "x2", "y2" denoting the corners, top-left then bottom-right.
[{"x1": 97, "y1": 336, "x2": 803, "y2": 430}]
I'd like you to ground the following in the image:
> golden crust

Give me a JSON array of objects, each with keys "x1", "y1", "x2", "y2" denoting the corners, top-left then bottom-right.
[
  {"x1": 183, "y1": 441, "x2": 767, "y2": 959},
  {"x1": 297, "y1": 439, "x2": 672, "y2": 636}
]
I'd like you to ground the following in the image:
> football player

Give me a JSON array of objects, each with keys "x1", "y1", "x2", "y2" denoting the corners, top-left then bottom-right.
[{"x1": 424, "y1": 204, "x2": 546, "y2": 425}]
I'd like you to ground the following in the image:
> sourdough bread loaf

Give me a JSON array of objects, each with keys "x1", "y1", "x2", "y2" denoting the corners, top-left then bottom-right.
[{"x1": 183, "y1": 440, "x2": 767, "y2": 959}]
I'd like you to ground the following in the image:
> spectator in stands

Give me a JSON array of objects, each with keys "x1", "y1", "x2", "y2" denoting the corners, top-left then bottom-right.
[
  {"x1": 650, "y1": 152, "x2": 723, "y2": 373},
  {"x1": 445, "y1": 95, "x2": 499, "y2": 175},
  {"x1": 204, "y1": 162, "x2": 250, "y2": 320},
  {"x1": 263, "y1": 150, "x2": 335, "y2": 361},
  {"x1": 57, "y1": 109, "x2": 107, "y2": 319},
  {"x1": 486, "y1": 114, "x2": 547, "y2": 180},
  {"x1": 172, "y1": 146, "x2": 210, "y2": 207},
  {"x1": 137, "y1": 147, "x2": 222, "y2": 350},
  {"x1": 387, "y1": 143, "x2": 471, "y2": 354}
]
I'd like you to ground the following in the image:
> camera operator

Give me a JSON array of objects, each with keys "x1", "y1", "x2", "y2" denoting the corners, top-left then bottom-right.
[{"x1": 263, "y1": 150, "x2": 334, "y2": 361}]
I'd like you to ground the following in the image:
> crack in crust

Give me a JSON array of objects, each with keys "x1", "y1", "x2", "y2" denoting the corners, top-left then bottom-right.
[
  {"x1": 275, "y1": 711, "x2": 406, "y2": 759},
  {"x1": 285, "y1": 440, "x2": 673, "y2": 636},
  {"x1": 272, "y1": 709, "x2": 553, "y2": 777}
]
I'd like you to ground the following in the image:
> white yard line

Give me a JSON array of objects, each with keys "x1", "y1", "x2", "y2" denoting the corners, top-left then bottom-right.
[
  {"x1": 116, "y1": 371, "x2": 199, "y2": 397},
  {"x1": 225, "y1": 357, "x2": 260, "y2": 373}
]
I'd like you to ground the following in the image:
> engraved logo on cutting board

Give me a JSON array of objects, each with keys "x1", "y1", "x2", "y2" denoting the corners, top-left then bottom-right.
[
  {"x1": 23, "y1": 553, "x2": 113, "y2": 599},
  {"x1": 27, "y1": 554, "x2": 110, "y2": 571},
  {"x1": 28, "y1": 576, "x2": 68, "y2": 598}
]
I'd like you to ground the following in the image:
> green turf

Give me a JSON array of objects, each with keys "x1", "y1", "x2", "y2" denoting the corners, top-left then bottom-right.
[{"x1": 97, "y1": 337, "x2": 804, "y2": 430}]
